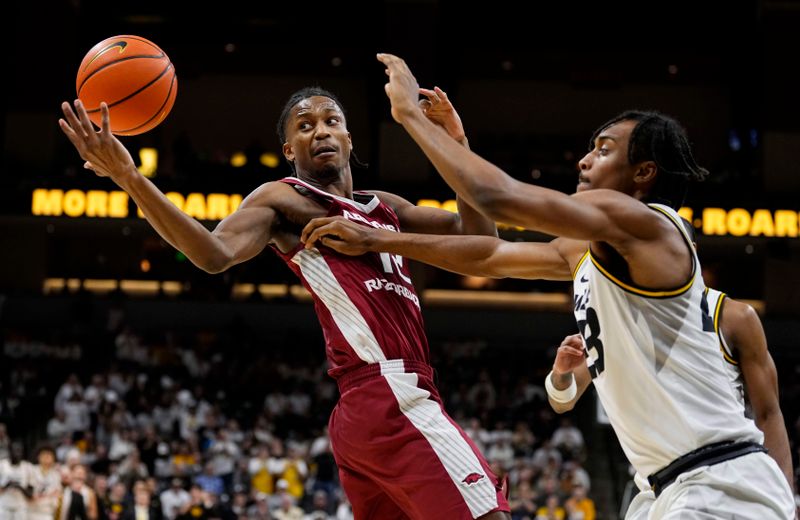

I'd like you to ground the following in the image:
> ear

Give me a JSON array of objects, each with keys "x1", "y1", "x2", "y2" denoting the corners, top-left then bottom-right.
[
  {"x1": 634, "y1": 160, "x2": 657, "y2": 184},
  {"x1": 282, "y1": 142, "x2": 294, "y2": 163},
  {"x1": 347, "y1": 132, "x2": 352, "y2": 150}
]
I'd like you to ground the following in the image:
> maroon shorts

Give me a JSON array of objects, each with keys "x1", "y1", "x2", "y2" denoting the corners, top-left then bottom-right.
[{"x1": 330, "y1": 359, "x2": 510, "y2": 519}]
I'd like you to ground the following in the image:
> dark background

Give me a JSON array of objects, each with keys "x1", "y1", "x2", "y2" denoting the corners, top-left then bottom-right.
[{"x1": 1, "y1": 0, "x2": 799, "y2": 307}]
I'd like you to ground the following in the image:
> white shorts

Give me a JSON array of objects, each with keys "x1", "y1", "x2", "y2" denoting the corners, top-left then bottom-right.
[{"x1": 625, "y1": 452, "x2": 794, "y2": 519}]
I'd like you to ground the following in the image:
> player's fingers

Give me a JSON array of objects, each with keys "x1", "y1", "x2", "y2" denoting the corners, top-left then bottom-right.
[
  {"x1": 418, "y1": 99, "x2": 432, "y2": 113},
  {"x1": 61, "y1": 102, "x2": 87, "y2": 139},
  {"x1": 58, "y1": 119, "x2": 82, "y2": 147},
  {"x1": 433, "y1": 86, "x2": 450, "y2": 102},
  {"x1": 560, "y1": 345, "x2": 585, "y2": 357},
  {"x1": 377, "y1": 52, "x2": 398, "y2": 65},
  {"x1": 419, "y1": 87, "x2": 436, "y2": 98},
  {"x1": 100, "y1": 102, "x2": 111, "y2": 136},
  {"x1": 300, "y1": 217, "x2": 334, "y2": 244},
  {"x1": 305, "y1": 224, "x2": 339, "y2": 249},
  {"x1": 74, "y1": 99, "x2": 98, "y2": 138}
]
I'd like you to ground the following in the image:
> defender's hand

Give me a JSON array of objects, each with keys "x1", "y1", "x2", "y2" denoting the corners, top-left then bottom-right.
[
  {"x1": 377, "y1": 53, "x2": 422, "y2": 124},
  {"x1": 301, "y1": 216, "x2": 377, "y2": 256},
  {"x1": 419, "y1": 86, "x2": 465, "y2": 143}
]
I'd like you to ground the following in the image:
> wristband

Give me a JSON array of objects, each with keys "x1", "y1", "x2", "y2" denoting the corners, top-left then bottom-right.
[{"x1": 545, "y1": 370, "x2": 577, "y2": 403}]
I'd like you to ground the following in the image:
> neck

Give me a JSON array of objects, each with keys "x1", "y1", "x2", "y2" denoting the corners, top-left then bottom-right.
[{"x1": 296, "y1": 168, "x2": 353, "y2": 199}]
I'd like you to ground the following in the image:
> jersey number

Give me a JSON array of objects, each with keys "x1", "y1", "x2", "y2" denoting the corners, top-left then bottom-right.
[
  {"x1": 577, "y1": 307, "x2": 605, "y2": 378},
  {"x1": 379, "y1": 252, "x2": 412, "y2": 284}
]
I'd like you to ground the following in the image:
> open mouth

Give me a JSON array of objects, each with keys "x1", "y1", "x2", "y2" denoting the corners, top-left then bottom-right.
[{"x1": 313, "y1": 146, "x2": 337, "y2": 157}]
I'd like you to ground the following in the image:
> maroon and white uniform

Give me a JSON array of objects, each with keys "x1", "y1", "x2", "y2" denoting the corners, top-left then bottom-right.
[{"x1": 273, "y1": 178, "x2": 508, "y2": 519}]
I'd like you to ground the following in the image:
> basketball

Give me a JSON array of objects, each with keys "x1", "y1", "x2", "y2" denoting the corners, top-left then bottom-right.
[{"x1": 76, "y1": 35, "x2": 177, "y2": 136}]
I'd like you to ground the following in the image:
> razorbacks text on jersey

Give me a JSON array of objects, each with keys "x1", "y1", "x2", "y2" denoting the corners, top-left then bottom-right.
[
  {"x1": 571, "y1": 203, "x2": 763, "y2": 477},
  {"x1": 272, "y1": 178, "x2": 430, "y2": 378}
]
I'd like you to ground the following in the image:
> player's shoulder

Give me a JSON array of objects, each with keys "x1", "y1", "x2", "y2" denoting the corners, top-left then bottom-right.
[
  {"x1": 240, "y1": 181, "x2": 303, "y2": 207},
  {"x1": 719, "y1": 296, "x2": 764, "y2": 348},
  {"x1": 721, "y1": 297, "x2": 759, "y2": 325}
]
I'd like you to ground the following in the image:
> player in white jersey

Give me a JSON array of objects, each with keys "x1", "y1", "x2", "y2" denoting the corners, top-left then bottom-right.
[{"x1": 300, "y1": 54, "x2": 795, "y2": 518}]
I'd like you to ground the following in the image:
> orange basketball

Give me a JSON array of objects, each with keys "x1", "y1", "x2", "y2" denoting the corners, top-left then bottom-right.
[{"x1": 76, "y1": 35, "x2": 177, "y2": 136}]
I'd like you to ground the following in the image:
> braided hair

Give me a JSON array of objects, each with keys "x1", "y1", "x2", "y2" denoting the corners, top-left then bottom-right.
[{"x1": 590, "y1": 110, "x2": 709, "y2": 209}]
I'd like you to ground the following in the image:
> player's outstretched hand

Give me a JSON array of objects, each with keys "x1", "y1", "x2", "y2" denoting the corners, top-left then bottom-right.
[
  {"x1": 58, "y1": 100, "x2": 137, "y2": 184},
  {"x1": 377, "y1": 53, "x2": 422, "y2": 124},
  {"x1": 419, "y1": 86, "x2": 466, "y2": 143}
]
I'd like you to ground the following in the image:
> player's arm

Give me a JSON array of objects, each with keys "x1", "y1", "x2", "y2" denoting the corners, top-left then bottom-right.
[
  {"x1": 547, "y1": 334, "x2": 593, "y2": 414},
  {"x1": 370, "y1": 190, "x2": 496, "y2": 237},
  {"x1": 377, "y1": 54, "x2": 665, "y2": 245},
  {"x1": 59, "y1": 100, "x2": 279, "y2": 274},
  {"x1": 722, "y1": 299, "x2": 795, "y2": 490},
  {"x1": 370, "y1": 85, "x2": 497, "y2": 237},
  {"x1": 302, "y1": 216, "x2": 579, "y2": 280}
]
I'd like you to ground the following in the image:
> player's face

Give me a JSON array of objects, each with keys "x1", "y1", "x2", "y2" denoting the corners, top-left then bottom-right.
[
  {"x1": 576, "y1": 119, "x2": 639, "y2": 194},
  {"x1": 283, "y1": 96, "x2": 352, "y2": 178}
]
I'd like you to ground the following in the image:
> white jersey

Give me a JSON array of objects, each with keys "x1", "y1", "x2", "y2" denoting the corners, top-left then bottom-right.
[
  {"x1": 705, "y1": 288, "x2": 748, "y2": 412},
  {"x1": 572, "y1": 203, "x2": 763, "y2": 477}
]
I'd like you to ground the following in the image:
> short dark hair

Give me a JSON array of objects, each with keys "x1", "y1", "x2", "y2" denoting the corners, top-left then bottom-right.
[
  {"x1": 276, "y1": 87, "x2": 366, "y2": 173},
  {"x1": 276, "y1": 87, "x2": 346, "y2": 145},
  {"x1": 590, "y1": 110, "x2": 709, "y2": 209}
]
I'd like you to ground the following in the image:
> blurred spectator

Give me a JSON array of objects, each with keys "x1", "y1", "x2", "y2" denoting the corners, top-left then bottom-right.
[
  {"x1": 249, "y1": 444, "x2": 273, "y2": 496},
  {"x1": 48, "y1": 410, "x2": 71, "y2": 441},
  {"x1": 246, "y1": 493, "x2": 272, "y2": 520},
  {"x1": 160, "y1": 478, "x2": 190, "y2": 520},
  {"x1": 0, "y1": 441, "x2": 34, "y2": 519},
  {"x1": 194, "y1": 462, "x2": 223, "y2": 496},
  {"x1": 550, "y1": 418, "x2": 584, "y2": 460},
  {"x1": 272, "y1": 484, "x2": 303, "y2": 520},
  {"x1": 508, "y1": 480, "x2": 538, "y2": 520},
  {"x1": 30, "y1": 446, "x2": 62, "y2": 520},
  {"x1": 121, "y1": 483, "x2": 162, "y2": 520},
  {"x1": 56, "y1": 464, "x2": 98, "y2": 520},
  {"x1": 303, "y1": 489, "x2": 332, "y2": 519},
  {"x1": 535, "y1": 494, "x2": 565, "y2": 520},
  {"x1": 564, "y1": 485, "x2": 595, "y2": 520},
  {"x1": 103, "y1": 481, "x2": 127, "y2": 520}
]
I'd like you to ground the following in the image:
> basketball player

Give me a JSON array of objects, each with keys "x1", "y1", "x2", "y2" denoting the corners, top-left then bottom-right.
[
  {"x1": 59, "y1": 88, "x2": 510, "y2": 519},
  {"x1": 299, "y1": 53, "x2": 795, "y2": 517},
  {"x1": 616, "y1": 221, "x2": 794, "y2": 517}
]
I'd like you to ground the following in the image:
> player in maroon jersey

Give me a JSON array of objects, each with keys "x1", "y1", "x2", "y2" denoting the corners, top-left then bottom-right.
[{"x1": 59, "y1": 88, "x2": 511, "y2": 519}]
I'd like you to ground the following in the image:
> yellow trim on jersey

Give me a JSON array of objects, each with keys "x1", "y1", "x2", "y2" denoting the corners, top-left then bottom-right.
[
  {"x1": 713, "y1": 292, "x2": 738, "y2": 365},
  {"x1": 582, "y1": 203, "x2": 695, "y2": 298},
  {"x1": 588, "y1": 252, "x2": 695, "y2": 298},
  {"x1": 572, "y1": 250, "x2": 590, "y2": 279}
]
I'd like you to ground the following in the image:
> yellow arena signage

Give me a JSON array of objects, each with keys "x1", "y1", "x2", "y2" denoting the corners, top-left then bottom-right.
[
  {"x1": 29, "y1": 190, "x2": 800, "y2": 238},
  {"x1": 678, "y1": 207, "x2": 800, "y2": 238},
  {"x1": 31, "y1": 189, "x2": 243, "y2": 220}
]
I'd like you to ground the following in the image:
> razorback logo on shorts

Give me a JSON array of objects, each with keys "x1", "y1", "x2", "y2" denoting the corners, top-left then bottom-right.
[{"x1": 461, "y1": 472, "x2": 485, "y2": 485}]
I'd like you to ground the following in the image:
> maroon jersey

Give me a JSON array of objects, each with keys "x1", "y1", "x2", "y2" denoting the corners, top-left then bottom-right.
[{"x1": 272, "y1": 178, "x2": 430, "y2": 379}]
